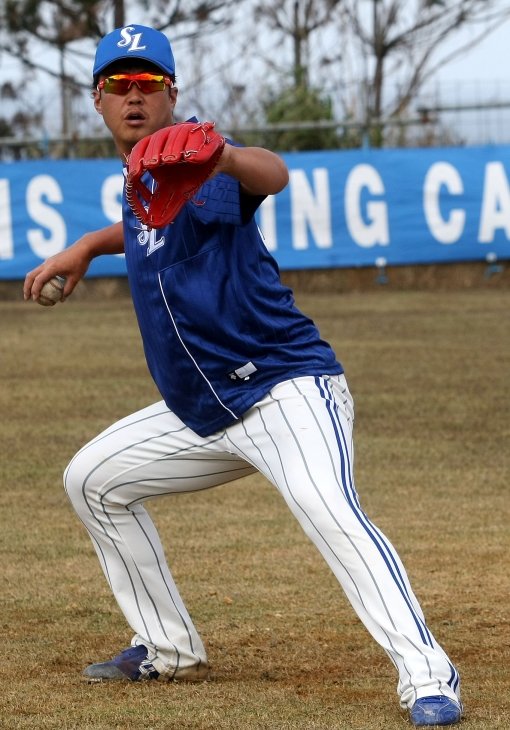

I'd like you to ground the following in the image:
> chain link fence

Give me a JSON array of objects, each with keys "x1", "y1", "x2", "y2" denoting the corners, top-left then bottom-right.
[{"x1": 1, "y1": 84, "x2": 510, "y2": 161}]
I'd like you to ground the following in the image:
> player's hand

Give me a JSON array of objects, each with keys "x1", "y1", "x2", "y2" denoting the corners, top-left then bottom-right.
[
  {"x1": 23, "y1": 222, "x2": 125, "y2": 302},
  {"x1": 23, "y1": 243, "x2": 92, "y2": 302}
]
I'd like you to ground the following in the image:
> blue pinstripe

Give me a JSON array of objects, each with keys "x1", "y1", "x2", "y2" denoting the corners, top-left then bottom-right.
[{"x1": 314, "y1": 375, "x2": 435, "y2": 648}]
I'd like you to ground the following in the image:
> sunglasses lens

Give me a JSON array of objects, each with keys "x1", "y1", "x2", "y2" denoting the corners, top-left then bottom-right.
[
  {"x1": 102, "y1": 75, "x2": 168, "y2": 94},
  {"x1": 139, "y1": 80, "x2": 166, "y2": 93},
  {"x1": 102, "y1": 78, "x2": 128, "y2": 94}
]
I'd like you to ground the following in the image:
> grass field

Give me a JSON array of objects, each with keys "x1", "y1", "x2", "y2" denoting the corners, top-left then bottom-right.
[{"x1": 1, "y1": 288, "x2": 509, "y2": 729}]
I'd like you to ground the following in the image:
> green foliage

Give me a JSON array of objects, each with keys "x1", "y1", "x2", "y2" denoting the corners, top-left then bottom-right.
[
  {"x1": 0, "y1": 117, "x2": 13, "y2": 137},
  {"x1": 259, "y1": 82, "x2": 364, "y2": 152},
  {"x1": 262, "y1": 83, "x2": 340, "y2": 151}
]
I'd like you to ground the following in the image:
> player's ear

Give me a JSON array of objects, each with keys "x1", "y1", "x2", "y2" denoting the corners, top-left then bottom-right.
[{"x1": 93, "y1": 90, "x2": 103, "y2": 116}]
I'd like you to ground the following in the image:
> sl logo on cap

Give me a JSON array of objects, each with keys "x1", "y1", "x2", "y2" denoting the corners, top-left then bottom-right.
[{"x1": 117, "y1": 26, "x2": 147, "y2": 52}]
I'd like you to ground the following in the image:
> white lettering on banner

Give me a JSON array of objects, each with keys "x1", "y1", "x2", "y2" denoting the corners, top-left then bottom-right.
[
  {"x1": 289, "y1": 168, "x2": 332, "y2": 250},
  {"x1": 26, "y1": 175, "x2": 66, "y2": 258},
  {"x1": 423, "y1": 162, "x2": 465, "y2": 244},
  {"x1": 102, "y1": 174, "x2": 128, "y2": 259},
  {"x1": 345, "y1": 165, "x2": 389, "y2": 247},
  {"x1": 0, "y1": 180, "x2": 13, "y2": 260},
  {"x1": 102, "y1": 174, "x2": 124, "y2": 223},
  {"x1": 258, "y1": 195, "x2": 277, "y2": 251},
  {"x1": 478, "y1": 162, "x2": 510, "y2": 242}
]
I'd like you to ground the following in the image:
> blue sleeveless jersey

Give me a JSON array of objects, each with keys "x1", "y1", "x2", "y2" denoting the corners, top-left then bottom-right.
[{"x1": 122, "y1": 167, "x2": 343, "y2": 436}]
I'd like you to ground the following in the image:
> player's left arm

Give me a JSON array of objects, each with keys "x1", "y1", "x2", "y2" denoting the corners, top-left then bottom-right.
[{"x1": 213, "y1": 143, "x2": 289, "y2": 197}]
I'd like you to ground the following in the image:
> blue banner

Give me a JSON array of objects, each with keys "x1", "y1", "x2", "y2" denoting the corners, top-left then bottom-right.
[{"x1": 1, "y1": 145, "x2": 509, "y2": 279}]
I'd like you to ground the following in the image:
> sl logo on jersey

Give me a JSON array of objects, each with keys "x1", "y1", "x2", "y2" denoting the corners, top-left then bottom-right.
[
  {"x1": 117, "y1": 27, "x2": 147, "y2": 52},
  {"x1": 137, "y1": 226, "x2": 165, "y2": 256}
]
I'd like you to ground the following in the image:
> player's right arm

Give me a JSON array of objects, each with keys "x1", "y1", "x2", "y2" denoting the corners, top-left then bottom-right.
[{"x1": 23, "y1": 221, "x2": 125, "y2": 301}]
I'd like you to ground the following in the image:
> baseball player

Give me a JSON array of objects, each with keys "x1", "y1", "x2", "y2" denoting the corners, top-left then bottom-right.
[{"x1": 24, "y1": 25, "x2": 462, "y2": 727}]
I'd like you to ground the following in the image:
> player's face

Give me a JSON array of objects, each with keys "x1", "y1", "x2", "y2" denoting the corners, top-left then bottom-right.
[{"x1": 94, "y1": 64, "x2": 177, "y2": 156}]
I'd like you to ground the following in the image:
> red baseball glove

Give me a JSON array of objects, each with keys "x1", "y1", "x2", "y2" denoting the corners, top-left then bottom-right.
[{"x1": 126, "y1": 121, "x2": 226, "y2": 228}]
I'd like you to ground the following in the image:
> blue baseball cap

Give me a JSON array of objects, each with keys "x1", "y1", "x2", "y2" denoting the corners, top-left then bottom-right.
[{"x1": 93, "y1": 25, "x2": 175, "y2": 78}]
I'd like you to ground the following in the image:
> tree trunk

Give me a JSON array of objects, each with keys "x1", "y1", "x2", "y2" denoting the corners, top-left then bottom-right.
[
  {"x1": 114, "y1": 0, "x2": 125, "y2": 28},
  {"x1": 293, "y1": 1, "x2": 304, "y2": 88},
  {"x1": 59, "y1": 46, "x2": 69, "y2": 138}
]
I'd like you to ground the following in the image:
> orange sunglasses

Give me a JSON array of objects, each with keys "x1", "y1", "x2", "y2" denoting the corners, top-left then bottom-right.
[{"x1": 97, "y1": 73, "x2": 173, "y2": 95}]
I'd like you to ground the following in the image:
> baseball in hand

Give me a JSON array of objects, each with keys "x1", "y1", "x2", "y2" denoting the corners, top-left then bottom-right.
[{"x1": 37, "y1": 276, "x2": 66, "y2": 307}]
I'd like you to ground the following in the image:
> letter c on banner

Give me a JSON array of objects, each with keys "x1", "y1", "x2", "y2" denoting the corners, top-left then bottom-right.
[{"x1": 423, "y1": 162, "x2": 465, "y2": 244}]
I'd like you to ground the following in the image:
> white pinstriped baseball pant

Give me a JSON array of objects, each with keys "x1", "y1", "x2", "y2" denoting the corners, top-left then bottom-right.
[{"x1": 64, "y1": 374, "x2": 460, "y2": 708}]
